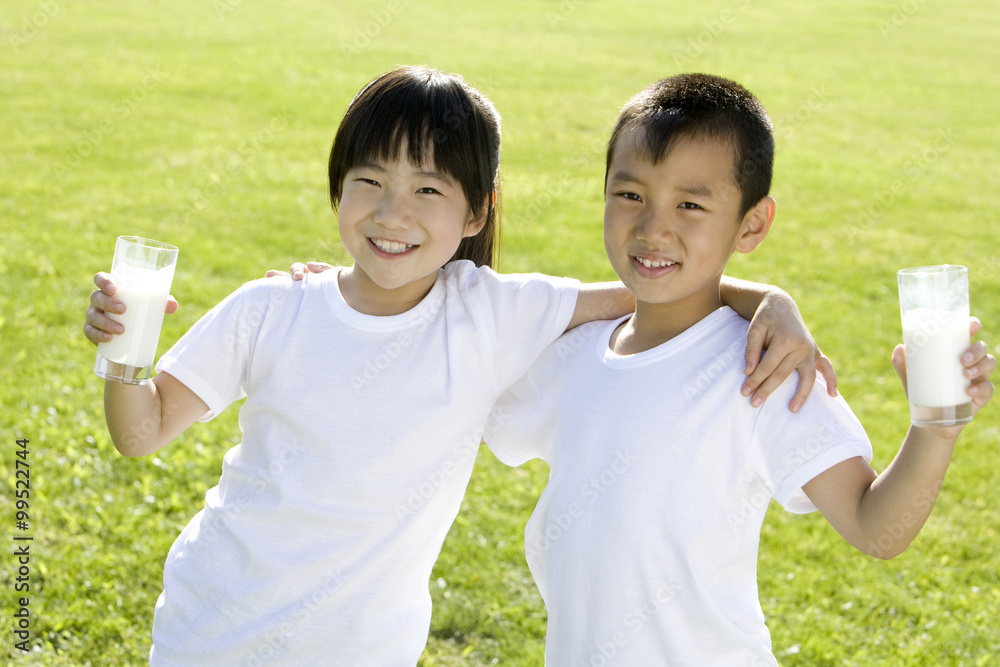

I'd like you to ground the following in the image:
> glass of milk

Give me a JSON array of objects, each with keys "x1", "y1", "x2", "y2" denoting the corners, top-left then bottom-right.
[
  {"x1": 897, "y1": 265, "x2": 971, "y2": 427},
  {"x1": 94, "y1": 236, "x2": 179, "y2": 385}
]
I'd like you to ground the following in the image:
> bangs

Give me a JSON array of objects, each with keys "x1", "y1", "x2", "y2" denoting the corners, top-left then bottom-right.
[
  {"x1": 329, "y1": 67, "x2": 500, "y2": 216},
  {"x1": 625, "y1": 109, "x2": 736, "y2": 168}
]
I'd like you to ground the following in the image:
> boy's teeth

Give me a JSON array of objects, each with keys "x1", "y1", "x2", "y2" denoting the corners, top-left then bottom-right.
[
  {"x1": 372, "y1": 239, "x2": 415, "y2": 254},
  {"x1": 638, "y1": 258, "x2": 676, "y2": 269}
]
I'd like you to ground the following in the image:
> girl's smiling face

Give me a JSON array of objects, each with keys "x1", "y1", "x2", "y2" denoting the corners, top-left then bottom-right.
[{"x1": 337, "y1": 139, "x2": 486, "y2": 315}]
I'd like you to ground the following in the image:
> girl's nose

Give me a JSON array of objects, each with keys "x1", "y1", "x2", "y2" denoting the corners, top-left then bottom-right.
[{"x1": 374, "y1": 191, "x2": 413, "y2": 229}]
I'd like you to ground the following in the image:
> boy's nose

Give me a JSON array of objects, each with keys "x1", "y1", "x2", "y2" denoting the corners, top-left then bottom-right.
[{"x1": 635, "y1": 209, "x2": 676, "y2": 244}]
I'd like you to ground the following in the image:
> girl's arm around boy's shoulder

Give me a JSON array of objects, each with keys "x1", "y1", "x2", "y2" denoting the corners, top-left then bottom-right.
[{"x1": 802, "y1": 319, "x2": 995, "y2": 559}]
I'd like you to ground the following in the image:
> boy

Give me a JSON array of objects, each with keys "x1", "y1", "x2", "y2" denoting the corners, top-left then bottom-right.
[{"x1": 484, "y1": 73, "x2": 995, "y2": 665}]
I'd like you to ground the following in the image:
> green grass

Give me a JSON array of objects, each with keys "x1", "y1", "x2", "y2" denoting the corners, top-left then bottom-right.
[{"x1": 2, "y1": 0, "x2": 999, "y2": 664}]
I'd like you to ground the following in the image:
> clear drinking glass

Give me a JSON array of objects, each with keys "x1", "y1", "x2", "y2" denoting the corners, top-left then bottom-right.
[
  {"x1": 897, "y1": 265, "x2": 971, "y2": 427},
  {"x1": 94, "y1": 236, "x2": 178, "y2": 385}
]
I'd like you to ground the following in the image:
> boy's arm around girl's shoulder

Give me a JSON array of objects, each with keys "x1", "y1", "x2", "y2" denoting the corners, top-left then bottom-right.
[{"x1": 801, "y1": 322, "x2": 995, "y2": 559}]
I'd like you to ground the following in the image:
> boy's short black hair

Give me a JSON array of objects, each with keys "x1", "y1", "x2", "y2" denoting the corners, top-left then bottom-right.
[{"x1": 605, "y1": 73, "x2": 774, "y2": 218}]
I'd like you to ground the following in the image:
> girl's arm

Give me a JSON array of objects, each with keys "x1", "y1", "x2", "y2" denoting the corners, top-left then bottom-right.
[
  {"x1": 269, "y1": 263, "x2": 832, "y2": 409},
  {"x1": 570, "y1": 276, "x2": 835, "y2": 411},
  {"x1": 104, "y1": 372, "x2": 208, "y2": 457},
  {"x1": 86, "y1": 272, "x2": 206, "y2": 456},
  {"x1": 802, "y1": 323, "x2": 995, "y2": 559}
]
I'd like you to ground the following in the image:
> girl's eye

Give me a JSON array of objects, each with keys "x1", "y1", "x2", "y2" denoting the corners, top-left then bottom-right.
[
  {"x1": 678, "y1": 202, "x2": 703, "y2": 210},
  {"x1": 356, "y1": 178, "x2": 380, "y2": 187},
  {"x1": 618, "y1": 192, "x2": 642, "y2": 203},
  {"x1": 417, "y1": 187, "x2": 442, "y2": 195}
]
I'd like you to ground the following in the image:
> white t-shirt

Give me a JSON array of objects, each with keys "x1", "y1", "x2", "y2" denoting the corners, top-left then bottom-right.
[
  {"x1": 149, "y1": 260, "x2": 579, "y2": 666},
  {"x1": 485, "y1": 307, "x2": 873, "y2": 666}
]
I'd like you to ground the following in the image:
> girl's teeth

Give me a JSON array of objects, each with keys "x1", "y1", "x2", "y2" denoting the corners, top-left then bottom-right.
[
  {"x1": 638, "y1": 258, "x2": 676, "y2": 269},
  {"x1": 372, "y1": 239, "x2": 415, "y2": 254}
]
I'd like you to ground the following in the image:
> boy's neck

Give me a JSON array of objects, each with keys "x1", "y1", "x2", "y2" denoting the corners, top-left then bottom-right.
[{"x1": 610, "y1": 288, "x2": 724, "y2": 355}]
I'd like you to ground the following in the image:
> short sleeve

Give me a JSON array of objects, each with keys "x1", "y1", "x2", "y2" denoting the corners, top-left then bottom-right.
[
  {"x1": 155, "y1": 282, "x2": 262, "y2": 421},
  {"x1": 752, "y1": 379, "x2": 873, "y2": 514},
  {"x1": 483, "y1": 366, "x2": 550, "y2": 467},
  {"x1": 454, "y1": 263, "x2": 579, "y2": 392}
]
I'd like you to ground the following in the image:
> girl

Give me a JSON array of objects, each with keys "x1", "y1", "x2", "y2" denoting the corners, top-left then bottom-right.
[{"x1": 84, "y1": 66, "x2": 831, "y2": 665}]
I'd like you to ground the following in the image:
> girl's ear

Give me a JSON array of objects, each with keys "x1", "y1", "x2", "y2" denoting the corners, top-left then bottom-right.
[
  {"x1": 463, "y1": 190, "x2": 496, "y2": 238},
  {"x1": 735, "y1": 195, "x2": 775, "y2": 254}
]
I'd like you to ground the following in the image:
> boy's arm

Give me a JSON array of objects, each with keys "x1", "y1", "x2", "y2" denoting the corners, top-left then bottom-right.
[
  {"x1": 803, "y1": 327, "x2": 994, "y2": 559},
  {"x1": 104, "y1": 372, "x2": 208, "y2": 457}
]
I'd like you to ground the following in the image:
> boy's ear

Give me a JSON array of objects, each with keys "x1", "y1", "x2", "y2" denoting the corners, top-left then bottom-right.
[
  {"x1": 463, "y1": 190, "x2": 496, "y2": 238},
  {"x1": 734, "y1": 195, "x2": 775, "y2": 254}
]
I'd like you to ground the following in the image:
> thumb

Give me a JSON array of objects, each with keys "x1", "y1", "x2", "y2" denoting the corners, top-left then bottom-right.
[{"x1": 891, "y1": 343, "x2": 907, "y2": 393}]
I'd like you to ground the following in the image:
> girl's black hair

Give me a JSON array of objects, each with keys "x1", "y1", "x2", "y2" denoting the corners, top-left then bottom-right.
[{"x1": 329, "y1": 66, "x2": 502, "y2": 269}]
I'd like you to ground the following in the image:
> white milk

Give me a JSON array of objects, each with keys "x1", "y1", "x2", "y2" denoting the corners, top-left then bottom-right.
[
  {"x1": 96, "y1": 264, "x2": 175, "y2": 368},
  {"x1": 902, "y1": 307, "x2": 970, "y2": 408}
]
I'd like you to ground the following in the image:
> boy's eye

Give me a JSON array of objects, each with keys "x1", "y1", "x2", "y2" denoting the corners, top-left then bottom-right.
[
  {"x1": 678, "y1": 201, "x2": 703, "y2": 210},
  {"x1": 356, "y1": 178, "x2": 380, "y2": 187},
  {"x1": 618, "y1": 192, "x2": 642, "y2": 203},
  {"x1": 417, "y1": 187, "x2": 442, "y2": 195}
]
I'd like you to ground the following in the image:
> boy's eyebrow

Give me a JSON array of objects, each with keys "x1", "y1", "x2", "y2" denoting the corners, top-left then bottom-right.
[
  {"x1": 676, "y1": 183, "x2": 714, "y2": 198},
  {"x1": 607, "y1": 169, "x2": 644, "y2": 184}
]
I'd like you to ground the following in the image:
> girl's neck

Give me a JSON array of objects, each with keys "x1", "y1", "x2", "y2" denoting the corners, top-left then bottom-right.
[{"x1": 338, "y1": 265, "x2": 438, "y2": 316}]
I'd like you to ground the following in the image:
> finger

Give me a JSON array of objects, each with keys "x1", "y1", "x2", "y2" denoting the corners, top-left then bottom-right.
[
  {"x1": 969, "y1": 316, "x2": 982, "y2": 339},
  {"x1": 743, "y1": 326, "x2": 768, "y2": 376},
  {"x1": 265, "y1": 270, "x2": 290, "y2": 278},
  {"x1": 960, "y1": 340, "x2": 989, "y2": 368},
  {"x1": 290, "y1": 262, "x2": 306, "y2": 281},
  {"x1": 84, "y1": 305, "x2": 124, "y2": 344},
  {"x1": 787, "y1": 360, "x2": 817, "y2": 413},
  {"x1": 748, "y1": 355, "x2": 799, "y2": 408},
  {"x1": 166, "y1": 296, "x2": 178, "y2": 315},
  {"x1": 891, "y1": 343, "x2": 907, "y2": 389},
  {"x1": 969, "y1": 376, "x2": 994, "y2": 414},
  {"x1": 742, "y1": 343, "x2": 782, "y2": 397},
  {"x1": 816, "y1": 353, "x2": 838, "y2": 397},
  {"x1": 90, "y1": 287, "x2": 124, "y2": 317},
  {"x1": 94, "y1": 271, "x2": 116, "y2": 296},
  {"x1": 306, "y1": 261, "x2": 334, "y2": 273},
  {"x1": 965, "y1": 347, "x2": 996, "y2": 380}
]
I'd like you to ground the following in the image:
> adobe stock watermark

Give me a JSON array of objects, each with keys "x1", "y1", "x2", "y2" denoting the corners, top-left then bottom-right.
[
  {"x1": 190, "y1": 437, "x2": 308, "y2": 558},
  {"x1": 180, "y1": 112, "x2": 292, "y2": 227},
  {"x1": 7, "y1": 0, "x2": 71, "y2": 53},
  {"x1": 727, "y1": 415, "x2": 850, "y2": 535},
  {"x1": 53, "y1": 66, "x2": 169, "y2": 177},
  {"x1": 878, "y1": 0, "x2": 928, "y2": 39},
  {"x1": 545, "y1": 0, "x2": 584, "y2": 27},
  {"x1": 673, "y1": 0, "x2": 752, "y2": 70},
  {"x1": 340, "y1": 0, "x2": 407, "y2": 58},
  {"x1": 584, "y1": 576, "x2": 682, "y2": 666},
  {"x1": 774, "y1": 85, "x2": 832, "y2": 142},
  {"x1": 529, "y1": 448, "x2": 637, "y2": 554},
  {"x1": 349, "y1": 297, "x2": 444, "y2": 392},
  {"x1": 242, "y1": 566, "x2": 348, "y2": 667},
  {"x1": 845, "y1": 127, "x2": 954, "y2": 245},
  {"x1": 681, "y1": 338, "x2": 745, "y2": 401},
  {"x1": 393, "y1": 409, "x2": 506, "y2": 521}
]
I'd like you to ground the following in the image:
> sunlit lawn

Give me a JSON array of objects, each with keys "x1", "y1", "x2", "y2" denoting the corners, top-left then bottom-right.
[{"x1": 2, "y1": 1, "x2": 999, "y2": 664}]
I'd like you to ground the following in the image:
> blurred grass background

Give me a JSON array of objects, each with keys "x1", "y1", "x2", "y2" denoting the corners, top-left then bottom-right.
[{"x1": 1, "y1": 1, "x2": 998, "y2": 664}]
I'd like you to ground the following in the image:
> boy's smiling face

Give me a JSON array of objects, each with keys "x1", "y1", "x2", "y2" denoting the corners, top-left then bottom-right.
[{"x1": 604, "y1": 130, "x2": 772, "y2": 321}]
